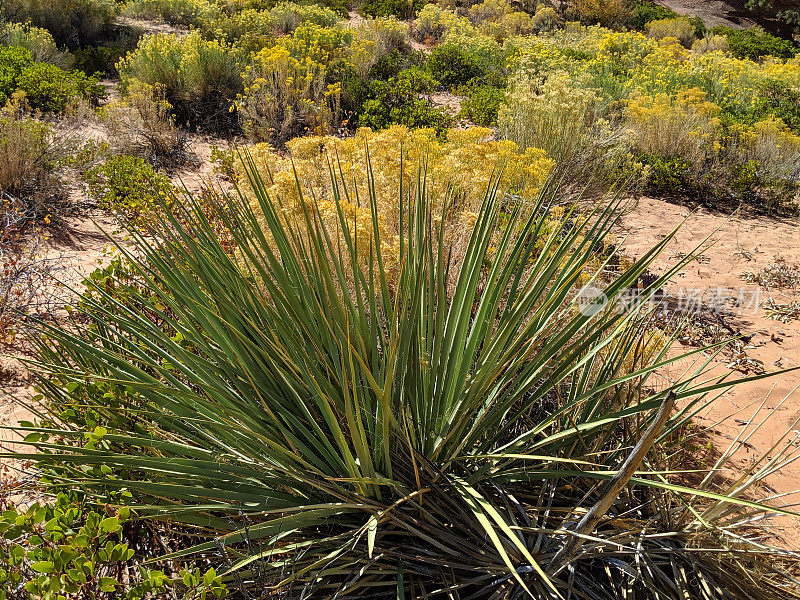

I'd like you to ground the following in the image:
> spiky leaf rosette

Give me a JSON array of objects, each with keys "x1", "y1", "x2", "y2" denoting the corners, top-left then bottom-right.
[{"x1": 13, "y1": 153, "x2": 800, "y2": 599}]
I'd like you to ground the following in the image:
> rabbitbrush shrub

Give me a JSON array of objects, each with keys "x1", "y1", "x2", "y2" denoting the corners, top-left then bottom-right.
[{"x1": 12, "y1": 143, "x2": 800, "y2": 599}]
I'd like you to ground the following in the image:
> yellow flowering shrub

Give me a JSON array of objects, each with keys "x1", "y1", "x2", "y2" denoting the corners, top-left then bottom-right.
[
  {"x1": 237, "y1": 24, "x2": 361, "y2": 143},
  {"x1": 238, "y1": 44, "x2": 342, "y2": 143},
  {"x1": 626, "y1": 87, "x2": 721, "y2": 173},
  {"x1": 412, "y1": 4, "x2": 471, "y2": 41},
  {"x1": 738, "y1": 117, "x2": 800, "y2": 191},
  {"x1": 239, "y1": 126, "x2": 553, "y2": 275},
  {"x1": 644, "y1": 17, "x2": 696, "y2": 48},
  {"x1": 498, "y1": 70, "x2": 600, "y2": 165}
]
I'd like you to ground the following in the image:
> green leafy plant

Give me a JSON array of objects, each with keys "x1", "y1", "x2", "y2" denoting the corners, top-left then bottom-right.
[
  {"x1": 426, "y1": 42, "x2": 483, "y2": 89},
  {"x1": 12, "y1": 151, "x2": 800, "y2": 599},
  {"x1": 638, "y1": 153, "x2": 695, "y2": 195},
  {"x1": 358, "y1": 0, "x2": 422, "y2": 20},
  {"x1": 359, "y1": 67, "x2": 452, "y2": 131},
  {"x1": 630, "y1": 0, "x2": 678, "y2": 30},
  {"x1": 710, "y1": 26, "x2": 797, "y2": 60},
  {"x1": 0, "y1": 22, "x2": 71, "y2": 69},
  {"x1": 0, "y1": 490, "x2": 228, "y2": 600},
  {"x1": 15, "y1": 63, "x2": 103, "y2": 112},
  {"x1": 84, "y1": 154, "x2": 175, "y2": 225},
  {"x1": 455, "y1": 81, "x2": 506, "y2": 125},
  {"x1": 0, "y1": 45, "x2": 34, "y2": 106}
]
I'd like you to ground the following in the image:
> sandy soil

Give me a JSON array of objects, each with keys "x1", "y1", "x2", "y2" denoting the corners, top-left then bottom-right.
[{"x1": 616, "y1": 197, "x2": 800, "y2": 545}]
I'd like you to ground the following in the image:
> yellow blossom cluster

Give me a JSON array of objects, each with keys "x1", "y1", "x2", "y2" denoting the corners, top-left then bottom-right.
[{"x1": 239, "y1": 126, "x2": 553, "y2": 275}]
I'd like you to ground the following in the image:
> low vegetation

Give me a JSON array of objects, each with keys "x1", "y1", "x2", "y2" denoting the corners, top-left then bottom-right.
[{"x1": 2, "y1": 0, "x2": 800, "y2": 597}]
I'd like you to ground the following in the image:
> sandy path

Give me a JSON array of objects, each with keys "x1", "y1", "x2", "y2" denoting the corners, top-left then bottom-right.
[{"x1": 616, "y1": 197, "x2": 800, "y2": 545}]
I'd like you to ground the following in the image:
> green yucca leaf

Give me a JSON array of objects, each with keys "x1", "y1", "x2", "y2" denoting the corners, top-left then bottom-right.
[{"x1": 9, "y1": 149, "x2": 800, "y2": 599}]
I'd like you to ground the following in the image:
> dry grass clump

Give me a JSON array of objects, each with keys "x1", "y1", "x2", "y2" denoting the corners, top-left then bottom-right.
[
  {"x1": 763, "y1": 298, "x2": 800, "y2": 322},
  {"x1": 0, "y1": 97, "x2": 73, "y2": 223},
  {"x1": 742, "y1": 260, "x2": 800, "y2": 290},
  {"x1": 100, "y1": 83, "x2": 189, "y2": 168}
]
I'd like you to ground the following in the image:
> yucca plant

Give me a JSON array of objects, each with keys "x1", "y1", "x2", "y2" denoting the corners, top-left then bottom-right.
[{"x1": 10, "y1": 151, "x2": 800, "y2": 599}]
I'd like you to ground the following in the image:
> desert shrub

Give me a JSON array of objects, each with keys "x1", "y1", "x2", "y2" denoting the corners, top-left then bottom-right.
[
  {"x1": 532, "y1": 4, "x2": 560, "y2": 31},
  {"x1": 711, "y1": 26, "x2": 797, "y2": 60},
  {"x1": 268, "y1": 1, "x2": 340, "y2": 33},
  {"x1": 566, "y1": 0, "x2": 633, "y2": 29},
  {"x1": 638, "y1": 153, "x2": 694, "y2": 194},
  {"x1": 467, "y1": 0, "x2": 513, "y2": 24},
  {"x1": 100, "y1": 82, "x2": 188, "y2": 167},
  {"x1": 238, "y1": 44, "x2": 341, "y2": 143},
  {"x1": 359, "y1": 67, "x2": 452, "y2": 131},
  {"x1": 754, "y1": 78, "x2": 800, "y2": 131},
  {"x1": 691, "y1": 34, "x2": 729, "y2": 54},
  {"x1": 22, "y1": 135, "x2": 800, "y2": 599},
  {"x1": 124, "y1": 0, "x2": 220, "y2": 27},
  {"x1": 630, "y1": 0, "x2": 677, "y2": 30},
  {"x1": 15, "y1": 63, "x2": 103, "y2": 112},
  {"x1": 352, "y1": 16, "x2": 408, "y2": 62},
  {"x1": 426, "y1": 42, "x2": 483, "y2": 88},
  {"x1": 358, "y1": 0, "x2": 422, "y2": 19},
  {"x1": 412, "y1": 4, "x2": 465, "y2": 41},
  {"x1": 236, "y1": 23, "x2": 363, "y2": 142},
  {"x1": 645, "y1": 17, "x2": 696, "y2": 48},
  {"x1": 0, "y1": 45, "x2": 33, "y2": 106},
  {"x1": 480, "y1": 11, "x2": 536, "y2": 41},
  {"x1": 200, "y1": 8, "x2": 275, "y2": 52},
  {"x1": 0, "y1": 0, "x2": 117, "y2": 49},
  {"x1": 0, "y1": 45, "x2": 101, "y2": 111},
  {"x1": 71, "y1": 24, "x2": 144, "y2": 76},
  {"x1": 117, "y1": 32, "x2": 242, "y2": 132},
  {"x1": 735, "y1": 117, "x2": 800, "y2": 203},
  {"x1": 466, "y1": 0, "x2": 535, "y2": 40},
  {"x1": 456, "y1": 81, "x2": 506, "y2": 125},
  {"x1": 0, "y1": 22, "x2": 70, "y2": 69},
  {"x1": 625, "y1": 88, "x2": 721, "y2": 178},
  {"x1": 0, "y1": 104, "x2": 70, "y2": 219},
  {"x1": 0, "y1": 490, "x2": 229, "y2": 600},
  {"x1": 84, "y1": 154, "x2": 175, "y2": 224},
  {"x1": 499, "y1": 70, "x2": 600, "y2": 165}
]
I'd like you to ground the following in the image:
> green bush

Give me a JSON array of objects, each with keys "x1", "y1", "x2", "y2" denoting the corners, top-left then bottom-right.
[
  {"x1": 630, "y1": 0, "x2": 677, "y2": 30},
  {"x1": 359, "y1": 0, "x2": 422, "y2": 19},
  {"x1": 72, "y1": 45, "x2": 129, "y2": 77},
  {"x1": 16, "y1": 63, "x2": 103, "y2": 112},
  {"x1": 0, "y1": 22, "x2": 71, "y2": 69},
  {"x1": 84, "y1": 154, "x2": 174, "y2": 224},
  {"x1": 0, "y1": 488, "x2": 228, "y2": 600},
  {"x1": 359, "y1": 67, "x2": 452, "y2": 131},
  {"x1": 117, "y1": 32, "x2": 242, "y2": 132},
  {"x1": 456, "y1": 81, "x2": 505, "y2": 125},
  {"x1": 0, "y1": 46, "x2": 99, "y2": 112},
  {"x1": 755, "y1": 79, "x2": 800, "y2": 132},
  {"x1": 0, "y1": 0, "x2": 118, "y2": 50},
  {"x1": 639, "y1": 153, "x2": 695, "y2": 195},
  {"x1": 711, "y1": 26, "x2": 797, "y2": 60},
  {"x1": 0, "y1": 45, "x2": 33, "y2": 106},
  {"x1": 426, "y1": 43, "x2": 483, "y2": 89}
]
